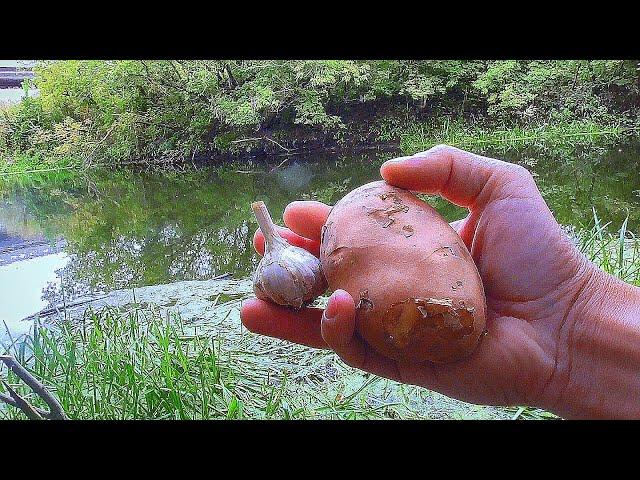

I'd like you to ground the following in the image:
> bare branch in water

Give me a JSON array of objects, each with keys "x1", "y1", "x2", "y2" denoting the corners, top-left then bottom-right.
[
  {"x1": 0, "y1": 391, "x2": 53, "y2": 419},
  {"x1": 1, "y1": 380, "x2": 43, "y2": 420},
  {"x1": 230, "y1": 136, "x2": 293, "y2": 153},
  {"x1": 0, "y1": 355, "x2": 68, "y2": 420}
]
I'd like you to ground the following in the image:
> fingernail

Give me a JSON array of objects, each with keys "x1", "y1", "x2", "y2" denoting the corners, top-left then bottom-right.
[
  {"x1": 382, "y1": 155, "x2": 412, "y2": 166},
  {"x1": 324, "y1": 296, "x2": 340, "y2": 320},
  {"x1": 325, "y1": 289, "x2": 350, "y2": 320}
]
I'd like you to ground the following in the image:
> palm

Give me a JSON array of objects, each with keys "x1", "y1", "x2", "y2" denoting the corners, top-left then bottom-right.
[{"x1": 426, "y1": 180, "x2": 586, "y2": 406}]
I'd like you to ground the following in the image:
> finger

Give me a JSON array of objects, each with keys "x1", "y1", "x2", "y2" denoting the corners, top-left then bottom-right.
[
  {"x1": 253, "y1": 226, "x2": 321, "y2": 257},
  {"x1": 380, "y1": 144, "x2": 535, "y2": 210},
  {"x1": 449, "y1": 214, "x2": 478, "y2": 250},
  {"x1": 283, "y1": 201, "x2": 332, "y2": 241},
  {"x1": 321, "y1": 290, "x2": 402, "y2": 381},
  {"x1": 320, "y1": 290, "x2": 357, "y2": 347},
  {"x1": 240, "y1": 298, "x2": 327, "y2": 349}
]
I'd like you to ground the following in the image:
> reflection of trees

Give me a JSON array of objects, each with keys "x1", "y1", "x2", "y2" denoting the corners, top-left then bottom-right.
[
  {"x1": 0, "y1": 173, "x2": 78, "y2": 241},
  {"x1": 0, "y1": 200, "x2": 44, "y2": 238},
  {"x1": 2, "y1": 155, "x2": 391, "y2": 301},
  {"x1": 56, "y1": 170, "x2": 263, "y2": 291},
  {"x1": 1, "y1": 142, "x2": 638, "y2": 307},
  {"x1": 514, "y1": 140, "x2": 640, "y2": 230}
]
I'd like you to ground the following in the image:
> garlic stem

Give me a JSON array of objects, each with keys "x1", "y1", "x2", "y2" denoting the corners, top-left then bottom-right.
[{"x1": 251, "y1": 201, "x2": 285, "y2": 251}]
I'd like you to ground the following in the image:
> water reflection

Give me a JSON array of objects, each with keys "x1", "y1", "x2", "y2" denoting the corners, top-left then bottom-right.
[
  {"x1": 276, "y1": 162, "x2": 315, "y2": 193},
  {"x1": 0, "y1": 252, "x2": 69, "y2": 342},
  {"x1": 0, "y1": 141, "x2": 638, "y2": 328}
]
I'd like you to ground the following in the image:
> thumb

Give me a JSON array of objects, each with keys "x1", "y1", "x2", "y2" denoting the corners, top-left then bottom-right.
[
  {"x1": 380, "y1": 144, "x2": 536, "y2": 210},
  {"x1": 320, "y1": 289, "x2": 356, "y2": 348}
]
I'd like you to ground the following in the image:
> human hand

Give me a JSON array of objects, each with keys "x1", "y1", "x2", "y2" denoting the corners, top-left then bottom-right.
[{"x1": 241, "y1": 145, "x2": 638, "y2": 418}]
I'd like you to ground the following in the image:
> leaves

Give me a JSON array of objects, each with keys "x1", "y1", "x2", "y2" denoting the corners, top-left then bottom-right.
[{"x1": 2, "y1": 60, "x2": 639, "y2": 166}]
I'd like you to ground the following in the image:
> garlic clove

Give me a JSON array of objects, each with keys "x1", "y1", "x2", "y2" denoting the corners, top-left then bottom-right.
[{"x1": 252, "y1": 201, "x2": 327, "y2": 309}]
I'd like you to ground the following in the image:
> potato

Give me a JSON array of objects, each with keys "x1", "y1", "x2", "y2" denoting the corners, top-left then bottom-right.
[{"x1": 320, "y1": 181, "x2": 486, "y2": 363}]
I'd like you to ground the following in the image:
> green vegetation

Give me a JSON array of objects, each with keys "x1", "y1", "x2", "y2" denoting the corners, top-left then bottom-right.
[
  {"x1": 1, "y1": 215, "x2": 636, "y2": 420},
  {"x1": 1, "y1": 60, "x2": 638, "y2": 420},
  {"x1": 0, "y1": 295, "x2": 518, "y2": 420},
  {"x1": 395, "y1": 118, "x2": 632, "y2": 155},
  {"x1": 1, "y1": 60, "x2": 638, "y2": 172},
  {"x1": 578, "y1": 212, "x2": 639, "y2": 285}
]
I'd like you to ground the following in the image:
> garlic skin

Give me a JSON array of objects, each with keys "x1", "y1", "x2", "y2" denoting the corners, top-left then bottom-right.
[{"x1": 252, "y1": 201, "x2": 327, "y2": 309}]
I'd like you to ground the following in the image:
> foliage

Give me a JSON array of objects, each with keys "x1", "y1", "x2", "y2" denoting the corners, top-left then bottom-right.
[{"x1": 0, "y1": 60, "x2": 638, "y2": 167}]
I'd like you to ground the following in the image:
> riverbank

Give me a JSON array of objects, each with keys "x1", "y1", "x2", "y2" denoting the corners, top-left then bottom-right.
[
  {"x1": 0, "y1": 277, "x2": 544, "y2": 420},
  {"x1": 2, "y1": 117, "x2": 637, "y2": 176}
]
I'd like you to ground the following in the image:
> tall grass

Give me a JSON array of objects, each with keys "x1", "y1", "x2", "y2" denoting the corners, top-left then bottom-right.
[
  {"x1": 397, "y1": 118, "x2": 635, "y2": 156},
  {"x1": 575, "y1": 210, "x2": 639, "y2": 286},
  {"x1": 2, "y1": 309, "x2": 232, "y2": 419},
  {"x1": 0, "y1": 305, "x2": 516, "y2": 420},
  {"x1": 1, "y1": 305, "x2": 487, "y2": 420}
]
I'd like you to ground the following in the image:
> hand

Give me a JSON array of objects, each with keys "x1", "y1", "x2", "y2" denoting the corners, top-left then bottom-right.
[{"x1": 241, "y1": 145, "x2": 637, "y2": 417}]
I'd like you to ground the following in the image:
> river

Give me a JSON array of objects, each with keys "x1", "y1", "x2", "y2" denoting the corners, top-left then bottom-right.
[
  {"x1": 0, "y1": 87, "x2": 38, "y2": 107},
  {"x1": 1, "y1": 139, "x2": 639, "y2": 341}
]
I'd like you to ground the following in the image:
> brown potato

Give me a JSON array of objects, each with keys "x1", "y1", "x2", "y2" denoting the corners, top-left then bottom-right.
[{"x1": 320, "y1": 181, "x2": 486, "y2": 364}]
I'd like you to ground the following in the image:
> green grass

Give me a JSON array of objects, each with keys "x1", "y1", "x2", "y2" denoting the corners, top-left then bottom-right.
[
  {"x1": 3, "y1": 296, "x2": 526, "y2": 420},
  {"x1": 1, "y1": 216, "x2": 638, "y2": 420},
  {"x1": 0, "y1": 152, "x2": 80, "y2": 176},
  {"x1": 575, "y1": 211, "x2": 639, "y2": 287},
  {"x1": 0, "y1": 307, "x2": 510, "y2": 420},
  {"x1": 394, "y1": 118, "x2": 637, "y2": 156}
]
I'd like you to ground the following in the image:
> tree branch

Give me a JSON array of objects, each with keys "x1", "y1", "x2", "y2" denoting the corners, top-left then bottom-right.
[
  {"x1": 0, "y1": 355, "x2": 68, "y2": 420},
  {"x1": 230, "y1": 136, "x2": 292, "y2": 153},
  {"x1": 0, "y1": 391, "x2": 53, "y2": 418},
  {"x1": 1, "y1": 381, "x2": 43, "y2": 420}
]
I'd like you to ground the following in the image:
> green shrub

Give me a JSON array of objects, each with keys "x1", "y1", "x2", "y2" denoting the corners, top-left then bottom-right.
[{"x1": 1, "y1": 60, "x2": 638, "y2": 167}]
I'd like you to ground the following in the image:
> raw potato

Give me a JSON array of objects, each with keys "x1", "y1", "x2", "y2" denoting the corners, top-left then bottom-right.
[{"x1": 320, "y1": 181, "x2": 487, "y2": 364}]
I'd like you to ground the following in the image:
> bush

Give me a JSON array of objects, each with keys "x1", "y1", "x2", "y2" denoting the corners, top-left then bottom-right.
[{"x1": 1, "y1": 60, "x2": 638, "y2": 166}]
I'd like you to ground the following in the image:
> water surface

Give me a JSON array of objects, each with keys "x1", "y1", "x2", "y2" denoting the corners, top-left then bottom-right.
[
  {"x1": 1, "y1": 139, "x2": 639, "y2": 337},
  {"x1": 0, "y1": 87, "x2": 38, "y2": 107}
]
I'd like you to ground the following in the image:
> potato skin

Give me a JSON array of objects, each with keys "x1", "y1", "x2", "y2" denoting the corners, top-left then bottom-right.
[{"x1": 320, "y1": 181, "x2": 486, "y2": 364}]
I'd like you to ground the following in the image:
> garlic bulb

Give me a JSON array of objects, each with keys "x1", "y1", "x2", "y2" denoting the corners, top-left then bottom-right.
[{"x1": 252, "y1": 201, "x2": 327, "y2": 309}]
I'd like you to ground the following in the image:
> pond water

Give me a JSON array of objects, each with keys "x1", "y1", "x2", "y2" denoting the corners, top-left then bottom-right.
[
  {"x1": 0, "y1": 87, "x2": 39, "y2": 107},
  {"x1": 1, "y1": 138, "x2": 639, "y2": 339}
]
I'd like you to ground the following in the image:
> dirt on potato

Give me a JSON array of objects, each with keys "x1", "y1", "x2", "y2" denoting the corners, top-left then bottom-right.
[{"x1": 320, "y1": 181, "x2": 487, "y2": 364}]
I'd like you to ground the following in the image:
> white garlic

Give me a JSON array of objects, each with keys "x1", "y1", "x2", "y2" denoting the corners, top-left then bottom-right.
[{"x1": 252, "y1": 201, "x2": 327, "y2": 309}]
